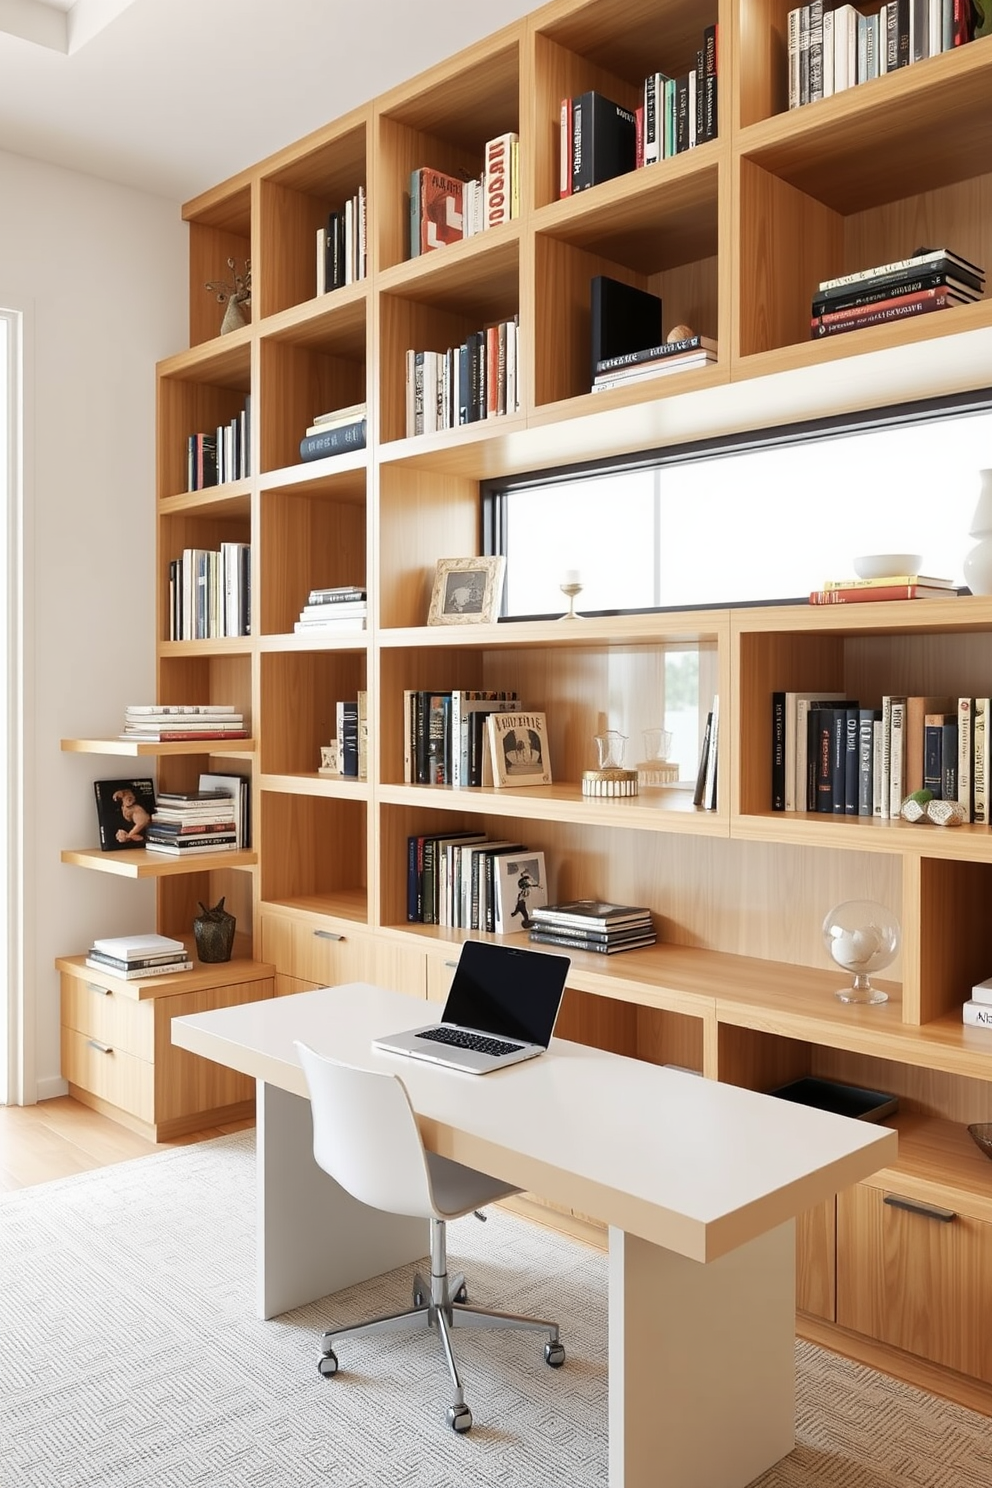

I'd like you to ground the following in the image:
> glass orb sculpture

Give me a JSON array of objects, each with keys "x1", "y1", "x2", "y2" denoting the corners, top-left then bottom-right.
[{"x1": 821, "y1": 899, "x2": 900, "y2": 1006}]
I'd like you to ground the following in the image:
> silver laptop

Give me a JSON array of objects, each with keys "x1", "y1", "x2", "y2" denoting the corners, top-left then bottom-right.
[{"x1": 373, "y1": 940, "x2": 570, "y2": 1074}]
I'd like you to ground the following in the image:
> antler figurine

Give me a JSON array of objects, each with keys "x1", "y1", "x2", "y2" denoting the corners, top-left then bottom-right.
[{"x1": 205, "y1": 257, "x2": 252, "y2": 334}]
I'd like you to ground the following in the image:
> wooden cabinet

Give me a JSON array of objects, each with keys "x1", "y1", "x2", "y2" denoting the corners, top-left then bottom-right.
[
  {"x1": 58, "y1": 956, "x2": 274, "y2": 1140},
  {"x1": 56, "y1": 0, "x2": 992, "y2": 1401}
]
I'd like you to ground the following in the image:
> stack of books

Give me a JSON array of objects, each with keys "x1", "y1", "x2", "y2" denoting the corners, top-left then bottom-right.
[
  {"x1": 592, "y1": 332, "x2": 718, "y2": 393},
  {"x1": 144, "y1": 790, "x2": 239, "y2": 857},
  {"x1": 120, "y1": 704, "x2": 248, "y2": 743},
  {"x1": 299, "y1": 402, "x2": 367, "y2": 463},
  {"x1": 528, "y1": 900, "x2": 657, "y2": 955},
  {"x1": 809, "y1": 573, "x2": 959, "y2": 605},
  {"x1": 315, "y1": 187, "x2": 366, "y2": 294},
  {"x1": 963, "y1": 977, "x2": 992, "y2": 1029},
  {"x1": 293, "y1": 586, "x2": 367, "y2": 635},
  {"x1": 810, "y1": 248, "x2": 984, "y2": 339},
  {"x1": 85, "y1": 933, "x2": 192, "y2": 980}
]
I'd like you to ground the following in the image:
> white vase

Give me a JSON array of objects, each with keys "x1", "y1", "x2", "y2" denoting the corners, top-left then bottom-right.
[{"x1": 963, "y1": 469, "x2": 992, "y2": 596}]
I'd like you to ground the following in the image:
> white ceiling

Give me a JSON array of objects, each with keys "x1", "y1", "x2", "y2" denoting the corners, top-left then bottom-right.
[{"x1": 0, "y1": 0, "x2": 534, "y2": 202}]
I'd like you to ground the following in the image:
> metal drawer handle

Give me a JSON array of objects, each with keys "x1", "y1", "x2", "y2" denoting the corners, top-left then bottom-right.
[
  {"x1": 884, "y1": 1195, "x2": 956, "y2": 1223},
  {"x1": 87, "y1": 1039, "x2": 114, "y2": 1055},
  {"x1": 85, "y1": 982, "x2": 112, "y2": 996},
  {"x1": 314, "y1": 930, "x2": 344, "y2": 942},
  {"x1": 444, "y1": 961, "x2": 459, "y2": 970}
]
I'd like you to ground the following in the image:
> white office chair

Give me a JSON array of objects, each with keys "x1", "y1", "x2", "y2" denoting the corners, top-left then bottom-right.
[{"x1": 294, "y1": 1041, "x2": 564, "y2": 1433}]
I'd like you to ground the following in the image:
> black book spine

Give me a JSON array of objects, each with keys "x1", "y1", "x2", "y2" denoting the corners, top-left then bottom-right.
[
  {"x1": 941, "y1": 722, "x2": 959, "y2": 800},
  {"x1": 812, "y1": 269, "x2": 975, "y2": 315},
  {"x1": 772, "y1": 691, "x2": 786, "y2": 811},
  {"x1": 702, "y1": 24, "x2": 718, "y2": 142},
  {"x1": 299, "y1": 419, "x2": 367, "y2": 461},
  {"x1": 414, "y1": 691, "x2": 431, "y2": 785},
  {"x1": 844, "y1": 705, "x2": 860, "y2": 816},
  {"x1": 924, "y1": 723, "x2": 944, "y2": 798},
  {"x1": 809, "y1": 707, "x2": 833, "y2": 813},
  {"x1": 830, "y1": 707, "x2": 847, "y2": 814},
  {"x1": 675, "y1": 76, "x2": 689, "y2": 154}
]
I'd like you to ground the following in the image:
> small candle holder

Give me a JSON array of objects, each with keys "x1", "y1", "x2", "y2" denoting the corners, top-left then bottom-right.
[
  {"x1": 559, "y1": 570, "x2": 584, "y2": 620},
  {"x1": 582, "y1": 730, "x2": 639, "y2": 797},
  {"x1": 636, "y1": 728, "x2": 679, "y2": 787}
]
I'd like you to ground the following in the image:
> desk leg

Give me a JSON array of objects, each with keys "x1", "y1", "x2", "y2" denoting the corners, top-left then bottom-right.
[
  {"x1": 255, "y1": 1081, "x2": 426, "y2": 1320},
  {"x1": 608, "y1": 1221, "x2": 796, "y2": 1488}
]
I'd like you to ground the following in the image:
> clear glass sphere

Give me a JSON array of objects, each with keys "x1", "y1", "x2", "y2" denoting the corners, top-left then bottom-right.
[{"x1": 821, "y1": 899, "x2": 900, "y2": 1005}]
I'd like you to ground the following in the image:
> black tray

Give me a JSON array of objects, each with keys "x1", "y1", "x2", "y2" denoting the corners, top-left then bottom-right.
[{"x1": 768, "y1": 1076, "x2": 898, "y2": 1122}]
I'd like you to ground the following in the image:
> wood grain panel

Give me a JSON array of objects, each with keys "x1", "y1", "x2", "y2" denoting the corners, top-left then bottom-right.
[
  {"x1": 377, "y1": 467, "x2": 481, "y2": 627},
  {"x1": 258, "y1": 485, "x2": 367, "y2": 636},
  {"x1": 796, "y1": 1197, "x2": 835, "y2": 1322}
]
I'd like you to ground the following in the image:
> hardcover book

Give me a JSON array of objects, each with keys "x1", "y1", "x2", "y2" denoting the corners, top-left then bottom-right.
[
  {"x1": 487, "y1": 711, "x2": 552, "y2": 787},
  {"x1": 93, "y1": 778, "x2": 156, "y2": 851},
  {"x1": 299, "y1": 418, "x2": 367, "y2": 462},
  {"x1": 493, "y1": 851, "x2": 548, "y2": 934},
  {"x1": 529, "y1": 900, "x2": 653, "y2": 929},
  {"x1": 590, "y1": 276, "x2": 663, "y2": 382},
  {"x1": 90, "y1": 932, "x2": 185, "y2": 958},
  {"x1": 570, "y1": 90, "x2": 637, "y2": 193},
  {"x1": 410, "y1": 167, "x2": 465, "y2": 256}
]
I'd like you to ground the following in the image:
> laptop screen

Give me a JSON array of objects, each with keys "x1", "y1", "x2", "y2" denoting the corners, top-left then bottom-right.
[{"x1": 443, "y1": 941, "x2": 570, "y2": 1046}]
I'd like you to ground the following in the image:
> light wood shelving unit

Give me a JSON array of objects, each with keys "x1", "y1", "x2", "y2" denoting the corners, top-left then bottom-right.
[{"x1": 61, "y1": 0, "x2": 992, "y2": 1412}]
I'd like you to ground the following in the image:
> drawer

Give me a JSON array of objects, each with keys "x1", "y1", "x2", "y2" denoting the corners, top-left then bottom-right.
[
  {"x1": 837, "y1": 1183, "x2": 992, "y2": 1384},
  {"x1": 61, "y1": 973, "x2": 154, "y2": 1060},
  {"x1": 261, "y1": 914, "x2": 426, "y2": 998},
  {"x1": 61, "y1": 1025, "x2": 154, "y2": 1124}
]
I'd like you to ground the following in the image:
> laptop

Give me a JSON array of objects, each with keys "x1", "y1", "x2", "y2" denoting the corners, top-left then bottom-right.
[{"x1": 372, "y1": 940, "x2": 570, "y2": 1074}]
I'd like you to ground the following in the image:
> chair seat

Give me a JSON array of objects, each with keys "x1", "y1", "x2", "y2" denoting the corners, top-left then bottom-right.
[{"x1": 426, "y1": 1151, "x2": 519, "y2": 1220}]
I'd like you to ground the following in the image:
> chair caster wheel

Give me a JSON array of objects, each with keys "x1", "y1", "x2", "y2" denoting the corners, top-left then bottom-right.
[
  {"x1": 454, "y1": 1284, "x2": 468, "y2": 1303},
  {"x1": 544, "y1": 1340, "x2": 565, "y2": 1368},
  {"x1": 447, "y1": 1403, "x2": 473, "y2": 1432},
  {"x1": 317, "y1": 1349, "x2": 339, "y2": 1378}
]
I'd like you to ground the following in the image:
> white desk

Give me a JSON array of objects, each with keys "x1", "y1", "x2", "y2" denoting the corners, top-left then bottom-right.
[{"x1": 173, "y1": 982, "x2": 897, "y2": 1488}]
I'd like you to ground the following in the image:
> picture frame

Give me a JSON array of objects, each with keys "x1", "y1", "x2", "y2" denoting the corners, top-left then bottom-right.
[
  {"x1": 427, "y1": 555, "x2": 506, "y2": 626},
  {"x1": 486, "y1": 711, "x2": 553, "y2": 788}
]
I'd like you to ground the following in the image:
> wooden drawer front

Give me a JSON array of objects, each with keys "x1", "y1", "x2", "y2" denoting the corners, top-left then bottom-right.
[
  {"x1": 796, "y1": 1198, "x2": 835, "y2": 1322},
  {"x1": 261, "y1": 915, "x2": 426, "y2": 998},
  {"x1": 838, "y1": 1184, "x2": 992, "y2": 1384},
  {"x1": 152, "y1": 977, "x2": 272, "y2": 1123},
  {"x1": 61, "y1": 1025, "x2": 154, "y2": 1123},
  {"x1": 61, "y1": 974, "x2": 153, "y2": 1061}
]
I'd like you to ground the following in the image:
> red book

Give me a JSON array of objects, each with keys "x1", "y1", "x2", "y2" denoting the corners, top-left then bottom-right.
[
  {"x1": 811, "y1": 288, "x2": 967, "y2": 337},
  {"x1": 120, "y1": 729, "x2": 251, "y2": 740},
  {"x1": 809, "y1": 585, "x2": 958, "y2": 604},
  {"x1": 411, "y1": 168, "x2": 464, "y2": 254}
]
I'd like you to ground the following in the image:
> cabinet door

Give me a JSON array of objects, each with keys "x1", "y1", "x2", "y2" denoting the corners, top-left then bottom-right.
[
  {"x1": 797, "y1": 1197, "x2": 835, "y2": 1322},
  {"x1": 838, "y1": 1184, "x2": 992, "y2": 1384}
]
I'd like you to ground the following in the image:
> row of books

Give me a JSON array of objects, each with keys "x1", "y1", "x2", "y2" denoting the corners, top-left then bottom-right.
[
  {"x1": 299, "y1": 402, "x2": 367, "y2": 463},
  {"x1": 293, "y1": 584, "x2": 367, "y2": 635},
  {"x1": 145, "y1": 787, "x2": 241, "y2": 858},
  {"x1": 119, "y1": 703, "x2": 249, "y2": 743},
  {"x1": 186, "y1": 395, "x2": 251, "y2": 491},
  {"x1": 528, "y1": 900, "x2": 657, "y2": 956},
  {"x1": 809, "y1": 246, "x2": 985, "y2": 339},
  {"x1": 319, "y1": 693, "x2": 368, "y2": 780},
  {"x1": 406, "y1": 828, "x2": 546, "y2": 932},
  {"x1": 168, "y1": 543, "x2": 251, "y2": 639},
  {"x1": 693, "y1": 702, "x2": 720, "y2": 811},
  {"x1": 85, "y1": 932, "x2": 192, "y2": 981},
  {"x1": 404, "y1": 319, "x2": 520, "y2": 436},
  {"x1": 408, "y1": 135, "x2": 519, "y2": 259},
  {"x1": 788, "y1": 0, "x2": 973, "y2": 110},
  {"x1": 809, "y1": 570, "x2": 959, "y2": 604},
  {"x1": 771, "y1": 691, "x2": 992, "y2": 822},
  {"x1": 315, "y1": 188, "x2": 367, "y2": 295},
  {"x1": 404, "y1": 690, "x2": 517, "y2": 787}
]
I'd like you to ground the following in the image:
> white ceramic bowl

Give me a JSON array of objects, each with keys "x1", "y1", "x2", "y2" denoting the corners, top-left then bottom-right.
[{"x1": 852, "y1": 552, "x2": 923, "y2": 580}]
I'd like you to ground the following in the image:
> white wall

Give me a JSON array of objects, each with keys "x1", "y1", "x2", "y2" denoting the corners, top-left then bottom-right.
[{"x1": 0, "y1": 148, "x2": 187, "y2": 1100}]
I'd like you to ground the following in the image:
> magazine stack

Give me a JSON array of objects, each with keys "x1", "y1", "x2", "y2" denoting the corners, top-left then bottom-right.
[
  {"x1": 527, "y1": 900, "x2": 656, "y2": 955},
  {"x1": 144, "y1": 790, "x2": 239, "y2": 857}
]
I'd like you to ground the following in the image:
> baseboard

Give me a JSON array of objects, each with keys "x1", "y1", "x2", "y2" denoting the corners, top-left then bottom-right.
[
  {"x1": 35, "y1": 1075, "x2": 69, "y2": 1102},
  {"x1": 798, "y1": 1314, "x2": 992, "y2": 1418}
]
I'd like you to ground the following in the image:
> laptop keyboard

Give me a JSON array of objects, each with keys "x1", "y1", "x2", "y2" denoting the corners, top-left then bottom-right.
[{"x1": 416, "y1": 1027, "x2": 524, "y2": 1057}]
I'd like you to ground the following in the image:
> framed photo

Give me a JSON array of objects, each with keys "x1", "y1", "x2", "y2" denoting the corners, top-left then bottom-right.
[
  {"x1": 427, "y1": 555, "x2": 506, "y2": 626},
  {"x1": 486, "y1": 711, "x2": 552, "y2": 788}
]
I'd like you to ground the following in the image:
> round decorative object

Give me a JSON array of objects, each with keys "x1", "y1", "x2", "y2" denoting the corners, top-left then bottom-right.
[
  {"x1": 852, "y1": 552, "x2": 923, "y2": 580},
  {"x1": 822, "y1": 899, "x2": 900, "y2": 1006},
  {"x1": 900, "y1": 790, "x2": 933, "y2": 822},
  {"x1": 927, "y1": 798, "x2": 966, "y2": 826},
  {"x1": 667, "y1": 323, "x2": 695, "y2": 342},
  {"x1": 962, "y1": 469, "x2": 992, "y2": 597},
  {"x1": 582, "y1": 768, "x2": 639, "y2": 797},
  {"x1": 193, "y1": 897, "x2": 236, "y2": 963}
]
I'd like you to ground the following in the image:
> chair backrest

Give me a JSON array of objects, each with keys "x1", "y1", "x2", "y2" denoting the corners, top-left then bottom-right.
[{"x1": 294, "y1": 1041, "x2": 436, "y2": 1220}]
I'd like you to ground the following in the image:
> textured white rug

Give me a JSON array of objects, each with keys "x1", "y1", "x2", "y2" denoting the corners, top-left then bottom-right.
[{"x1": 2, "y1": 1131, "x2": 991, "y2": 1488}]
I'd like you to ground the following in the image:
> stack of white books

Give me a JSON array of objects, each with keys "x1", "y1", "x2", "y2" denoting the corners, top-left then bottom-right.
[
  {"x1": 85, "y1": 933, "x2": 192, "y2": 980},
  {"x1": 963, "y1": 978, "x2": 992, "y2": 1028},
  {"x1": 294, "y1": 585, "x2": 367, "y2": 635},
  {"x1": 120, "y1": 705, "x2": 248, "y2": 743}
]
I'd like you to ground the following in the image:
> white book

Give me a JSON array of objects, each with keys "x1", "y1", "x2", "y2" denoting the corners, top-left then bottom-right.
[
  {"x1": 888, "y1": 698, "x2": 906, "y2": 818},
  {"x1": 928, "y1": 0, "x2": 942, "y2": 55},
  {"x1": 198, "y1": 771, "x2": 249, "y2": 849},
  {"x1": 316, "y1": 226, "x2": 326, "y2": 295},
  {"x1": 85, "y1": 958, "x2": 193, "y2": 980},
  {"x1": 973, "y1": 697, "x2": 990, "y2": 825},
  {"x1": 822, "y1": 9, "x2": 835, "y2": 95},
  {"x1": 958, "y1": 696, "x2": 974, "y2": 821},
  {"x1": 493, "y1": 850, "x2": 549, "y2": 935},
  {"x1": 90, "y1": 932, "x2": 186, "y2": 958},
  {"x1": 962, "y1": 1000, "x2": 992, "y2": 1028},
  {"x1": 872, "y1": 718, "x2": 885, "y2": 817},
  {"x1": 833, "y1": 4, "x2": 858, "y2": 91},
  {"x1": 971, "y1": 976, "x2": 992, "y2": 1006},
  {"x1": 788, "y1": 7, "x2": 801, "y2": 108}
]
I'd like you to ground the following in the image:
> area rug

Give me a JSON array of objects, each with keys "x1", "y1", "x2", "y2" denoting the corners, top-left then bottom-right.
[{"x1": 2, "y1": 1132, "x2": 990, "y2": 1488}]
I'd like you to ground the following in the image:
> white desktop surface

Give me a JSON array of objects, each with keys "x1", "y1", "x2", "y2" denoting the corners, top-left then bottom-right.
[
  {"x1": 172, "y1": 980, "x2": 896, "y2": 1264},
  {"x1": 172, "y1": 981, "x2": 898, "y2": 1488}
]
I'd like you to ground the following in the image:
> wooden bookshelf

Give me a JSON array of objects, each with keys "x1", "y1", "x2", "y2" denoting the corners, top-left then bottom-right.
[{"x1": 58, "y1": 0, "x2": 992, "y2": 1411}]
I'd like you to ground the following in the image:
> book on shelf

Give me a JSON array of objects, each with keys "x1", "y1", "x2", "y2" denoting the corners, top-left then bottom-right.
[
  {"x1": 93, "y1": 778, "x2": 155, "y2": 851},
  {"x1": 409, "y1": 167, "x2": 465, "y2": 257},
  {"x1": 957, "y1": 696, "x2": 974, "y2": 820},
  {"x1": 304, "y1": 401, "x2": 368, "y2": 436},
  {"x1": 406, "y1": 828, "x2": 486, "y2": 925},
  {"x1": 484, "y1": 133, "x2": 517, "y2": 229},
  {"x1": 492, "y1": 851, "x2": 549, "y2": 935},
  {"x1": 86, "y1": 948, "x2": 190, "y2": 973},
  {"x1": 528, "y1": 928, "x2": 657, "y2": 954},
  {"x1": 772, "y1": 691, "x2": 786, "y2": 810},
  {"x1": 405, "y1": 319, "x2": 519, "y2": 434},
  {"x1": 487, "y1": 711, "x2": 552, "y2": 788},
  {"x1": 962, "y1": 1000, "x2": 992, "y2": 1028},
  {"x1": 448, "y1": 691, "x2": 518, "y2": 787},
  {"x1": 124, "y1": 703, "x2": 237, "y2": 717},
  {"x1": 197, "y1": 771, "x2": 250, "y2": 849},
  {"x1": 703, "y1": 695, "x2": 719, "y2": 810},
  {"x1": 307, "y1": 585, "x2": 367, "y2": 604},
  {"x1": 169, "y1": 544, "x2": 250, "y2": 640},
  {"x1": 818, "y1": 247, "x2": 985, "y2": 293},
  {"x1": 923, "y1": 711, "x2": 954, "y2": 797},
  {"x1": 145, "y1": 831, "x2": 237, "y2": 852},
  {"x1": 782, "y1": 692, "x2": 846, "y2": 811},
  {"x1": 529, "y1": 901, "x2": 653, "y2": 930},
  {"x1": 90, "y1": 932, "x2": 186, "y2": 959},
  {"x1": 185, "y1": 393, "x2": 251, "y2": 491},
  {"x1": 337, "y1": 699, "x2": 360, "y2": 778},
  {"x1": 299, "y1": 418, "x2": 367, "y2": 462},
  {"x1": 858, "y1": 708, "x2": 882, "y2": 817},
  {"x1": 595, "y1": 333, "x2": 718, "y2": 376},
  {"x1": 317, "y1": 188, "x2": 366, "y2": 294},
  {"x1": 812, "y1": 269, "x2": 982, "y2": 317},
  {"x1": 591, "y1": 349, "x2": 716, "y2": 392},
  {"x1": 84, "y1": 957, "x2": 194, "y2": 979},
  {"x1": 819, "y1": 573, "x2": 957, "y2": 591},
  {"x1": 692, "y1": 710, "x2": 713, "y2": 808},
  {"x1": 811, "y1": 288, "x2": 970, "y2": 337},
  {"x1": 154, "y1": 788, "x2": 236, "y2": 808},
  {"x1": 569, "y1": 91, "x2": 637, "y2": 193},
  {"x1": 972, "y1": 696, "x2": 990, "y2": 825},
  {"x1": 971, "y1": 976, "x2": 992, "y2": 1006},
  {"x1": 590, "y1": 277, "x2": 663, "y2": 382},
  {"x1": 904, "y1": 695, "x2": 953, "y2": 795},
  {"x1": 145, "y1": 840, "x2": 236, "y2": 856},
  {"x1": 809, "y1": 583, "x2": 958, "y2": 603}
]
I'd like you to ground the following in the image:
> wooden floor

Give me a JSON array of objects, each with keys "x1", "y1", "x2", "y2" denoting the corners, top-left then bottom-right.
[{"x1": 0, "y1": 1096, "x2": 254, "y2": 1192}]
